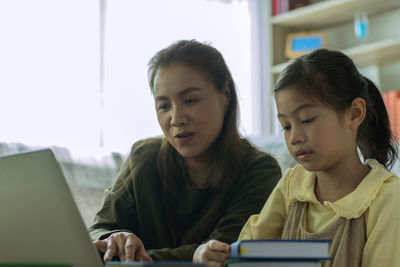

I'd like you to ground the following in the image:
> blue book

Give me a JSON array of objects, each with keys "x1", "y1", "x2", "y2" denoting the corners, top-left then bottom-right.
[{"x1": 229, "y1": 239, "x2": 331, "y2": 261}]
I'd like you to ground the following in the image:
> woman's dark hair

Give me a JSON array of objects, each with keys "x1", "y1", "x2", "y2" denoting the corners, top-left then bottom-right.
[
  {"x1": 274, "y1": 48, "x2": 398, "y2": 169},
  {"x1": 147, "y1": 39, "x2": 243, "y2": 244}
]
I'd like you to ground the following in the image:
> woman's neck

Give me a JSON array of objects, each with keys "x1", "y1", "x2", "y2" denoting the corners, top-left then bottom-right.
[
  {"x1": 185, "y1": 157, "x2": 212, "y2": 188},
  {"x1": 314, "y1": 156, "x2": 371, "y2": 203}
]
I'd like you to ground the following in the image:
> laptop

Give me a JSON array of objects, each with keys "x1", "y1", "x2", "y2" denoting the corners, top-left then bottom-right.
[{"x1": 0, "y1": 149, "x2": 104, "y2": 267}]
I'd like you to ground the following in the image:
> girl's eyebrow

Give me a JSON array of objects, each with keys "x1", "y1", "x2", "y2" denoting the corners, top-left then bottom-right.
[{"x1": 277, "y1": 103, "x2": 315, "y2": 118}]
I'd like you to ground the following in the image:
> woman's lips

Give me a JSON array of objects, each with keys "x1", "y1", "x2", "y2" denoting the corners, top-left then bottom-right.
[{"x1": 175, "y1": 132, "x2": 195, "y2": 144}]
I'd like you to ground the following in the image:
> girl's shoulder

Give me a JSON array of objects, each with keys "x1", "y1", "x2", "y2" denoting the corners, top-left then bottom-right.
[
  {"x1": 364, "y1": 159, "x2": 400, "y2": 196},
  {"x1": 366, "y1": 159, "x2": 400, "y2": 200},
  {"x1": 363, "y1": 160, "x2": 400, "y2": 233},
  {"x1": 339, "y1": 159, "x2": 400, "y2": 218}
]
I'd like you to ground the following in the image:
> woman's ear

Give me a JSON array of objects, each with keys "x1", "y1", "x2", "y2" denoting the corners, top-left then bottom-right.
[
  {"x1": 223, "y1": 81, "x2": 231, "y2": 108},
  {"x1": 348, "y1": 97, "x2": 367, "y2": 128}
]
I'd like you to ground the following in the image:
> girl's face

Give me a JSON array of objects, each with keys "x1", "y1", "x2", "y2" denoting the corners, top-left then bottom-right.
[
  {"x1": 153, "y1": 63, "x2": 229, "y2": 162},
  {"x1": 274, "y1": 86, "x2": 355, "y2": 172}
]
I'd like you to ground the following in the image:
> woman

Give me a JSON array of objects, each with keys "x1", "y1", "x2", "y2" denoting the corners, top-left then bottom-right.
[{"x1": 88, "y1": 40, "x2": 281, "y2": 266}]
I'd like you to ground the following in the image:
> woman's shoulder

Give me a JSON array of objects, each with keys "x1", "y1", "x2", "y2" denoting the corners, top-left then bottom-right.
[
  {"x1": 238, "y1": 138, "x2": 282, "y2": 183},
  {"x1": 117, "y1": 137, "x2": 163, "y2": 186},
  {"x1": 129, "y1": 137, "x2": 163, "y2": 157},
  {"x1": 124, "y1": 137, "x2": 164, "y2": 171},
  {"x1": 240, "y1": 138, "x2": 279, "y2": 164}
]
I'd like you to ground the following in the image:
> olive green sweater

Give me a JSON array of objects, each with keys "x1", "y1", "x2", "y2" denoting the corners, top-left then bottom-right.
[{"x1": 88, "y1": 138, "x2": 281, "y2": 261}]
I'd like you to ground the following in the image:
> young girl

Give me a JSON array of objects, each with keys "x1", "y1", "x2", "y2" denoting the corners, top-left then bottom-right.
[{"x1": 238, "y1": 48, "x2": 400, "y2": 266}]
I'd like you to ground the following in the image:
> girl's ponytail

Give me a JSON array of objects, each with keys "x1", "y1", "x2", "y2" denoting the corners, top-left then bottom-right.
[{"x1": 358, "y1": 76, "x2": 398, "y2": 169}]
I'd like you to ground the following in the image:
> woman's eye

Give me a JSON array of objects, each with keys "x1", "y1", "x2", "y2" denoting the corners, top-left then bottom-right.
[{"x1": 157, "y1": 104, "x2": 170, "y2": 111}]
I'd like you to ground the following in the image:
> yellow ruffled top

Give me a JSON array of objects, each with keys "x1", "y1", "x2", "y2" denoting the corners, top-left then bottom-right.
[
  {"x1": 239, "y1": 159, "x2": 400, "y2": 266},
  {"x1": 286, "y1": 159, "x2": 395, "y2": 219}
]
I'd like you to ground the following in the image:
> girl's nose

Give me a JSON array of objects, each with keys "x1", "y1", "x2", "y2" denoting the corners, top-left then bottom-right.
[{"x1": 290, "y1": 126, "x2": 305, "y2": 145}]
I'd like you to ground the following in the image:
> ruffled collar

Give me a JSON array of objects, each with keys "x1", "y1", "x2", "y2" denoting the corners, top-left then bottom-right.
[{"x1": 286, "y1": 159, "x2": 395, "y2": 219}]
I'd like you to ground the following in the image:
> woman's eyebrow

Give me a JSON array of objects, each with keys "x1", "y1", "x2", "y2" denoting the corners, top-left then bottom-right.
[
  {"x1": 155, "y1": 95, "x2": 168, "y2": 102},
  {"x1": 155, "y1": 87, "x2": 201, "y2": 102},
  {"x1": 178, "y1": 87, "x2": 201, "y2": 97}
]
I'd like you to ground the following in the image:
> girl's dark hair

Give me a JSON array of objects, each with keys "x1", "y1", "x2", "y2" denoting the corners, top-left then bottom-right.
[
  {"x1": 147, "y1": 39, "x2": 242, "y2": 244},
  {"x1": 274, "y1": 48, "x2": 398, "y2": 169}
]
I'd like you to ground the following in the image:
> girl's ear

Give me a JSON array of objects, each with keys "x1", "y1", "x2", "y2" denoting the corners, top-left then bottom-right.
[{"x1": 348, "y1": 97, "x2": 367, "y2": 128}]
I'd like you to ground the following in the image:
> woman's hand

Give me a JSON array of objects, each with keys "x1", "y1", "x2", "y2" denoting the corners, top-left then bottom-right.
[
  {"x1": 93, "y1": 231, "x2": 153, "y2": 262},
  {"x1": 193, "y1": 240, "x2": 230, "y2": 267}
]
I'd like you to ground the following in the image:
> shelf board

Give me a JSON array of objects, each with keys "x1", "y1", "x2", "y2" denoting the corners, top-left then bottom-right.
[
  {"x1": 272, "y1": 36, "x2": 400, "y2": 75},
  {"x1": 271, "y1": 0, "x2": 400, "y2": 28},
  {"x1": 345, "y1": 36, "x2": 400, "y2": 66}
]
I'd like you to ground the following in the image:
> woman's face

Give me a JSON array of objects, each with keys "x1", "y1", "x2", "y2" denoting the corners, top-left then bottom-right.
[{"x1": 153, "y1": 63, "x2": 229, "y2": 162}]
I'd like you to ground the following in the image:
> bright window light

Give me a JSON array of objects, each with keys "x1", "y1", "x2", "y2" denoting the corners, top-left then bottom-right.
[{"x1": 0, "y1": 0, "x2": 253, "y2": 158}]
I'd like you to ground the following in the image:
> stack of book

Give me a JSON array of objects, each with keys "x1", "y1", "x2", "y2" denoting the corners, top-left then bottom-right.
[{"x1": 225, "y1": 239, "x2": 331, "y2": 267}]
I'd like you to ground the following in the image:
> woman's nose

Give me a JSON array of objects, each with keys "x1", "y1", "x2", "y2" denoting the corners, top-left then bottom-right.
[{"x1": 170, "y1": 105, "x2": 188, "y2": 127}]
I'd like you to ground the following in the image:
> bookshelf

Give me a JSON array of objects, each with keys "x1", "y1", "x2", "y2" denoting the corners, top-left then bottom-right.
[
  {"x1": 272, "y1": 35, "x2": 400, "y2": 75},
  {"x1": 268, "y1": 0, "x2": 400, "y2": 92},
  {"x1": 270, "y1": 0, "x2": 400, "y2": 27}
]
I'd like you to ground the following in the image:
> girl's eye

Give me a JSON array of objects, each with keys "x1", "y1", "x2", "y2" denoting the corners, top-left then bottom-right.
[
  {"x1": 185, "y1": 98, "x2": 199, "y2": 104},
  {"x1": 301, "y1": 117, "x2": 315, "y2": 124},
  {"x1": 281, "y1": 125, "x2": 291, "y2": 132}
]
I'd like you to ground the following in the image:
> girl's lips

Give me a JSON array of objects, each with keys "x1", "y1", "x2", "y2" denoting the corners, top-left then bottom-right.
[{"x1": 296, "y1": 151, "x2": 313, "y2": 161}]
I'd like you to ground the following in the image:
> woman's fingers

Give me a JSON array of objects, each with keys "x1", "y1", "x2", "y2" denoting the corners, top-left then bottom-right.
[
  {"x1": 93, "y1": 239, "x2": 107, "y2": 253},
  {"x1": 125, "y1": 234, "x2": 152, "y2": 262},
  {"x1": 125, "y1": 235, "x2": 137, "y2": 262},
  {"x1": 96, "y1": 232, "x2": 152, "y2": 262},
  {"x1": 104, "y1": 236, "x2": 118, "y2": 261},
  {"x1": 114, "y1": 234, "x2": 127, "y2": 261},
  {"x1": 131, "y1": 242, "x2": 153, "y2": 262}
]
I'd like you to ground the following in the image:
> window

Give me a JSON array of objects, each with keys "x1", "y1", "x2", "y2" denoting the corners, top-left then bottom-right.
[{"x1": 1, "y1": 0, "x2": 266, "y2": 157}]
